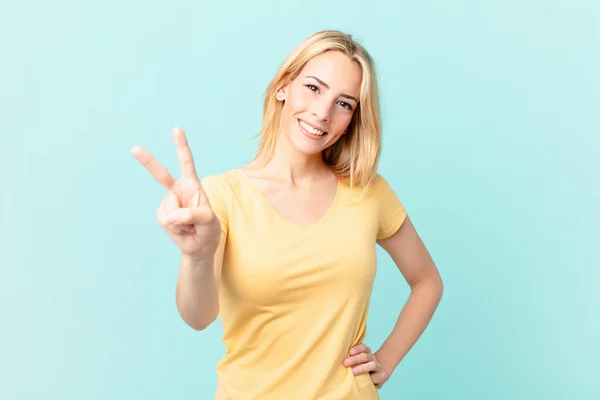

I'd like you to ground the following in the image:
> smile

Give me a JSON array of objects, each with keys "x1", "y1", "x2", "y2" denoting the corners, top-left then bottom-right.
[{"x1": 298, "y1": 119, "x2": 328, "y2": 137}]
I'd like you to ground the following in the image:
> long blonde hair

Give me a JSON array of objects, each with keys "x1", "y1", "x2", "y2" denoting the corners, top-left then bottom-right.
[{"x1": 253, "y1": 30, "x2": 382, "y2": 189}]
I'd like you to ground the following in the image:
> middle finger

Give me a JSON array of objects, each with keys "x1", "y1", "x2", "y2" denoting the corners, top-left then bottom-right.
[
  {"x1": 344, "y1": 352, "x2": 370, "y2": 367},
  {"x1": 352, "y1": 361, "x2": 377, "y2": 375},
  {"x1": 172, "y1": 126, "x2": 198, "y2": 179}
]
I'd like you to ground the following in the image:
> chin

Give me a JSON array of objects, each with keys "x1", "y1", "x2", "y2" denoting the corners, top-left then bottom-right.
[
  {"x1": 292, "y1": 140, "x2": 325, "y2": 156},
  {"x1": 285, "y1": 117, "x2": 336, "y2": 155}
]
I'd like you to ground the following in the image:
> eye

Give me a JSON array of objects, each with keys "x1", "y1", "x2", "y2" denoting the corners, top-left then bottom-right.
[
  {"x1": 305, "y1": 84, "x2": 320, "y2": 93},
  {"x1": 338, "y1": 101, "x2": 353, "y2": 111}
]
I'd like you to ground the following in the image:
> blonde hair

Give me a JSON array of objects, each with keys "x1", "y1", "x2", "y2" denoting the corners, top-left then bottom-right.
[{"x1": 253, "y1": 30, "x2": 382, "y2": 189}]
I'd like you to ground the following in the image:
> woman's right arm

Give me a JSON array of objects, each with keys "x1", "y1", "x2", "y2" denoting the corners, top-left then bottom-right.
[
  {"x1": 130, "y1": 126, "x2": 228, "y2": 331},
  {"x1": 175, "y1": 231, "x2": 226, "y2": 331}
]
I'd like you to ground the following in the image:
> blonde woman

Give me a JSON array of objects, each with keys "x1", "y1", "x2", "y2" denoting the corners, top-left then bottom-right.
[{"x1": 131, "y1": 30, "x2": 443, "y2": 399}]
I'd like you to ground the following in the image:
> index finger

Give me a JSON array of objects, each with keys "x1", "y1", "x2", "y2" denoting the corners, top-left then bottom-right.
[
  {"x1": 130, "y1": 145, "x2": 176, "y2": 190},
  {"x1": 172, "y1": 126, "x2": 198, "y2": 178},
  {"x1": 349, "y1": 343, "x2": 370, "y2": 355}
]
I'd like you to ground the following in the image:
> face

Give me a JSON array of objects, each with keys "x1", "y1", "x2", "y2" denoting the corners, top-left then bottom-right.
[{"x1": 276, "y1": 50, "x2": 363, "y2": 156}]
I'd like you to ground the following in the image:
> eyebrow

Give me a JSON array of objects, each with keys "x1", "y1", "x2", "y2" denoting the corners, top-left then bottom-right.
[{"x1": 306, "y1": 75, "x2": 359, "y2": 103}]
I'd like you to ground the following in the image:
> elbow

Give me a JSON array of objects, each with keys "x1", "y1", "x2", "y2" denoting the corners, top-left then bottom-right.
[
  {"x1": 432, "y1": 274, "x2": 444, "y2": 300},
  {"x1": 411, "y1": 271, "x2": 444, "y2": 298},
  {"x1": 176, "y1": 302, "x2": 219, "y2": 331},
  {"x1": 185, "y1": 313, "x2": 218, "y2": 331},
  {"x1": 189, "y1": 320, "x2": 212, "y2": 331},
  {"x1": 436, "y1": 277, "x2": 444, "y2": 299}
]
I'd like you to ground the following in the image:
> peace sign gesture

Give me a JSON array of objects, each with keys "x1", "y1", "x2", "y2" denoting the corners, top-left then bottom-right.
[{"x1": 130, "y1": 126, "x2": 221, "y2": 258}]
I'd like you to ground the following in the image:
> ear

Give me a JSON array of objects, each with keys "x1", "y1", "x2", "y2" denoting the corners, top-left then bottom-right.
[{"x1": 276, "y1": 83, "x2": 289, "y2": 101}]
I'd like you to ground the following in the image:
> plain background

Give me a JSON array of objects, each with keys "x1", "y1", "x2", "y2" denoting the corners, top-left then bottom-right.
[{"x1": 2, "y1": 0, "x2": 598, "y2": 399}]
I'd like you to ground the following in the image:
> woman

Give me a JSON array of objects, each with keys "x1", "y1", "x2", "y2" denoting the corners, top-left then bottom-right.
[{"x1": 131, "y1": 30, "x2": 443, "y2": 399}]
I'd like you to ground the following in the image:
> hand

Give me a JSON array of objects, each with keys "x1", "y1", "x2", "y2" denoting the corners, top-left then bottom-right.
[
  {"x1": 130, "y1": 126, "x2": 221, "y2": 258},
  {"x1": 343, "y1": 343, "x2": 390, "y2": 390}
]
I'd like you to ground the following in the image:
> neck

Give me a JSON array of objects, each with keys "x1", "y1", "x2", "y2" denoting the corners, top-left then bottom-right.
[{"x1": 255, "y1": 132, "x2": 331, "y2": 185}]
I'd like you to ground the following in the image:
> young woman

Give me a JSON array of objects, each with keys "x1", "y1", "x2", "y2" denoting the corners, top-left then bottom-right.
[{"x1": 131, "y1": 30, "x2": 443, "y2": 400}]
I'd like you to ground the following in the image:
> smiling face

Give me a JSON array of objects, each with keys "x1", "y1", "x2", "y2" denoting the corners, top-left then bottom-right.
[{"x1": 276, "y1": 50, "x2": 363, "y2": 156}]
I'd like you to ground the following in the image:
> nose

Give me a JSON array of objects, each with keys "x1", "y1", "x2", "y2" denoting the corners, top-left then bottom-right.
[{"x1": 309, "y1": 97, "x2": 332, "y2": 122}]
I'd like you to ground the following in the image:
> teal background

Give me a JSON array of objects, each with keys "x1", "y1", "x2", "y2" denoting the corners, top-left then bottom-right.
[{"x1": 2, "y1": 0, "x2": 598, "y2": 399}]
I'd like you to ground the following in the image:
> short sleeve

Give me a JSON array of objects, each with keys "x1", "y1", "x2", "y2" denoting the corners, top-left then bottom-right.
[
  {"x1": 201, "y1": 175, "x2": 229, "y2": 235},
  {"x1": 373, "y1": 174, "x2": 407, "y2": 240}
]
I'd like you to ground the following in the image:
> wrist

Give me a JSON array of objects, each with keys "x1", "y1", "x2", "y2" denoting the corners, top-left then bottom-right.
[
  {"x1": 181, "y1": 249, "x2": 215, "y2": 265},
  {"x1": 374, "y1": 349, "x2": 397, "y2": 377}
]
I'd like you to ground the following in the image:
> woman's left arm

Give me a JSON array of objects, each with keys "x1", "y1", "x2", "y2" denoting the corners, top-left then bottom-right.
[{"x1": 343, "y1": 215, "x2": 444, "y2": 388}]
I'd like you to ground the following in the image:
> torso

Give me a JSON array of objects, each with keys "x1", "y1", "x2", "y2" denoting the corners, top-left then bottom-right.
[{"x1": 200, "y1": 168, "x2": 405, "y2": 400}]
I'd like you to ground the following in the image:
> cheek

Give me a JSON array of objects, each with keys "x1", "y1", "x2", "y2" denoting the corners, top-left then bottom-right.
[
  {"x1": 332, "y1": 112, "x2": 354, "y2": 134},
  {"x1": 286, "y1": 89, "x2": 312, "y2": 114}
]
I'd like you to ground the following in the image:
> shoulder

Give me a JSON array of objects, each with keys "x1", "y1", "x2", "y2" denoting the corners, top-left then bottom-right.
[
  {"x1": 201, "y1": 169, "x2": 255, "y2": 208},
  {"x1": 368, "y1": 173, "x2": 403, "y2": 202},
  {"x1": 201, "y1": 169, "x2": 243, "y2": 192},
  {"x1": 343, "y1": 173, "x2": 396, "y2": 202},
  {"x1": 370, "y1": 173, "x2": 395, "y2": 191}
]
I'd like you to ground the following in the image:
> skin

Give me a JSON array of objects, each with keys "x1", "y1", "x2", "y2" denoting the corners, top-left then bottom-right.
[
  {"x1": 241, "y1": 50, "x2": 362, "y2": 225},
  {"x1": 131, "y1": 49, "x2": 444, "y2": 391}
]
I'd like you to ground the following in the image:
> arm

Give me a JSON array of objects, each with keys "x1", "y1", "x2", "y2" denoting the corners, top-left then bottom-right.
[
  {"x1": 131, "y1": 126, "x2": 228, "y2": 332},
  {"x1": 175, "y1": 231, "x2": 226, "y2": 331},
  {"x1": 374, "y1": 215, "x2": 444, "y2": 376}
]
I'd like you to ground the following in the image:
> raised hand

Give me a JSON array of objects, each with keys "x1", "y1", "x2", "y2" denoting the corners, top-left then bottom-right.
[{"x1": 130, "y1": 126, "x2": 221, "y2": 258}]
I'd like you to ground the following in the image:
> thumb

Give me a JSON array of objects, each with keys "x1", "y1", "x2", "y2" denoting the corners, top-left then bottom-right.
[
  {"x1": 168, "y1": 205, "x2": 215, "y2": 226},
  {"x1": 188, "y1": 189, "x2": 201, "y2": 209}
]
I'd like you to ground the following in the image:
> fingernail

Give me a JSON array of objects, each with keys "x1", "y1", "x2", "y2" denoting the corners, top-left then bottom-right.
[
  {"x1": 168, "y1": 212, "x2": 178, "y2": 223},
  {"x1": 352, "y1": 368, "x2": 358, "y2": 375}
]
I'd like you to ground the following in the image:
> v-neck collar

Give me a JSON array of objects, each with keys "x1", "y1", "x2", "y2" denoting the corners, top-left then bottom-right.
[{"x1": 235, "y1": 168, "x2": 341, "y2": 231}]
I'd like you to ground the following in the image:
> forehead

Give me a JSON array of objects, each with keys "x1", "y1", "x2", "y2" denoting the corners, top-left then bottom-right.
[{"x1": 298, "y1": 51, "x2": 362, "y2": 97}]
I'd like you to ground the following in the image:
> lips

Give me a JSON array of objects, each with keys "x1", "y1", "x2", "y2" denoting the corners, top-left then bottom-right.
[{"x1": 297, "y1": 119, "x2": 328, "y2": 137}]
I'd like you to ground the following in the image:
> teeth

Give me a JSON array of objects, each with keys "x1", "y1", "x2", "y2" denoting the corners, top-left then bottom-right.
[{"x1": 300, "y1": 120, "x2": 325, "y2": 136}]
